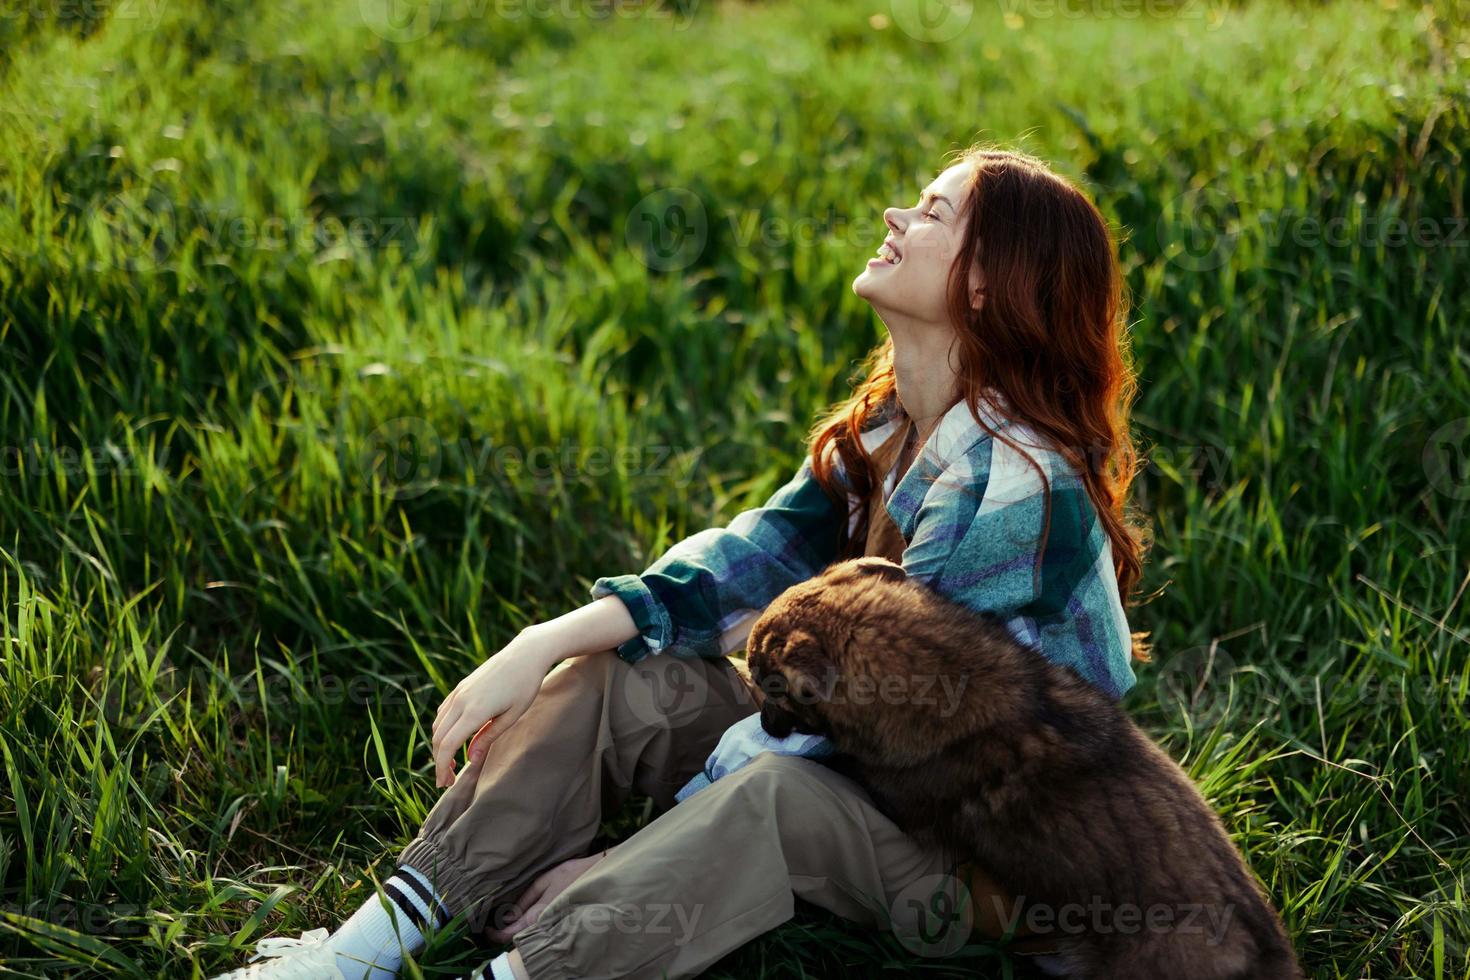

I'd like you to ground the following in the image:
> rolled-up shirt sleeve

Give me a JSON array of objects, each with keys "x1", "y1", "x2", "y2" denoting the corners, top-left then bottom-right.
[{"x1": 590, "y1": 454, "x2": 848, "y2": 663}]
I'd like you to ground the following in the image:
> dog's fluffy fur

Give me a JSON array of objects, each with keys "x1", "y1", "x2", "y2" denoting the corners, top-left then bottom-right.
[{"x1": 746, "y1": 557, "x2": 1301, "y2": 980}]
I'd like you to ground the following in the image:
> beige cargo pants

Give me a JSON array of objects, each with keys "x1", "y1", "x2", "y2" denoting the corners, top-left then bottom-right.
[{"x1": 395, "y1": 645, "x2": 1001, "y2": 980}]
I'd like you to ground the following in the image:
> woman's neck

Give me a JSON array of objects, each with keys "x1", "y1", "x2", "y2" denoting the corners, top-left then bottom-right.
[{"x1": 891, "y1": 330, "x2": 963, "y2": 427}]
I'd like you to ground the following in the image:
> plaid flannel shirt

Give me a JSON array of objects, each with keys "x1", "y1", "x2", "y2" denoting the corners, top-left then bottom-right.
[{"x1": 589, "y1": 390, "x2": 1137, "y2": 800}]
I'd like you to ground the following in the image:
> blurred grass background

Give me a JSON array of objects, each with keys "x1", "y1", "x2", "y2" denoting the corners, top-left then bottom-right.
[{"x1": 1, "y1": 0, "x2": 1468, "y2": 975}]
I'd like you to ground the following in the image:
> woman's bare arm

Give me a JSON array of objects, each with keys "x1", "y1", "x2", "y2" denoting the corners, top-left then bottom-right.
[
  {"x1": 520, "y1": 593, "x2": 643, "y2": 669},
  {"x1": 534, "y1": 596, "x2": 764, "y2": 663}
]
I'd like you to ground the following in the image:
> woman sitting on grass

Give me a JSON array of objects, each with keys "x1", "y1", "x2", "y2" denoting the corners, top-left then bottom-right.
[{"x1": 209, "y1": 144, "x2": 1151, "y2": 980}]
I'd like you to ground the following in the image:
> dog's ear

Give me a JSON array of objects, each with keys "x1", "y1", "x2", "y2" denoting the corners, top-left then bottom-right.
[
  {"x1": 780, "y1": 627, "x2": 827, "y2": 703},
  {"x1": 849, "y1": 557, "x2": 907, "y2": 582}
]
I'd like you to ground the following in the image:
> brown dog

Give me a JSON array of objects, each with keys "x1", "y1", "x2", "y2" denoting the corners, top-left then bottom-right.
[{"x1": 745, "y1": 556, "x2": 1301, "y2": 980}]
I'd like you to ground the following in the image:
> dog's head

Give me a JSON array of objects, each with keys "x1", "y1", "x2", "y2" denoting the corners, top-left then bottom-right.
[
  {"x1": 750, "y1": 625, "x2": 829, "y2": 740},
  {"x1": 747, "y1": 557, "x2": 912, "y2": 748},
  {"x1": 745, "y1": 556, "x2": 1050, "y2": 766}
]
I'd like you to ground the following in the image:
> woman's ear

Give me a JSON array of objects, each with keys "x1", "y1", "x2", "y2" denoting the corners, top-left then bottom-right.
[{"x1": 968, "y1": 260, "x2": 986, "y2": 312}]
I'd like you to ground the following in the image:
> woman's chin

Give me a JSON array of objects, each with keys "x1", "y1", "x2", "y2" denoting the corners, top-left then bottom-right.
[{"x1": 851, "y1": 268, "x2": 885, "y2": 301}]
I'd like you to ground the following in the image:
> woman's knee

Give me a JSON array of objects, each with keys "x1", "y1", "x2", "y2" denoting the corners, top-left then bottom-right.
[
  {"x1": 469, "y1": 651, "x2": 618, "y2": 767},
  {"x1": 612, "y1": 653, "x2": 749, "y2": 733},
  {"x1": 540, "y1": 646, "x2": 620, "y2": 702},
  {"x1": 711, "y1": 753, "x2": 843, "y2": 809},
  {"x1": 553, "y1": 646, "x2": 692, "y2": 701},
  {"x1": 741, "y1": 751, "x2": 815, "y2": 775},
  {"x1": 542, "y1": 649, "x2": 719, "y2": 756}
]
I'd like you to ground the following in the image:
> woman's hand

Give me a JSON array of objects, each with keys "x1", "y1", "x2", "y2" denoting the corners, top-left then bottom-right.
[
  {"x1": 485, "y1": 847, "x2": 616, "y2": 943},
  {"x1": 431, "y1": 628, "x2": 562, "y2": 788}
]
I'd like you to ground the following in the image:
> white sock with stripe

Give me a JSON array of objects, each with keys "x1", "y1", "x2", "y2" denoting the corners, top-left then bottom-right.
[
  {"x1": 324, "y1": 865, "x2": 450, "y2": 980},
  {"x1": 486, "y1": 952, "x2": 517, "y2": 980}
]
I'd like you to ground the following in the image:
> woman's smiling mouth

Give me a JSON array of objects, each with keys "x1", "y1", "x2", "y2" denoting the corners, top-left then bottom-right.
[{"x1": 867, "y1": 239, "x2": 902, "y2": 268}]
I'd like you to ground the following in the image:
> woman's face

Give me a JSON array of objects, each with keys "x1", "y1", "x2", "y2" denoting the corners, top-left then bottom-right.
[{"x1": 852, "y1": 161, "x2": 981, "y2": 324}]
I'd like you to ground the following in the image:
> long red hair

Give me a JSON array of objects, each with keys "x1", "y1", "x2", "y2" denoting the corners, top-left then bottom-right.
[{"x1": 808, "y1": 145, "x2": 1152, "y2": 660}]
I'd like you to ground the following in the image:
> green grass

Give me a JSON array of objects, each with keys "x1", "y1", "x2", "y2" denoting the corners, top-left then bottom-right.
[{"x1": 1, "y1": 0, "x2": 1468, "y2": 975}]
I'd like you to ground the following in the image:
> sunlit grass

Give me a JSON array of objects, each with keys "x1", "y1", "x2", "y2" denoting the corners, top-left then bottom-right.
[{"x1": 0, "y1": 0, "x2": 1467, "y2": 975}]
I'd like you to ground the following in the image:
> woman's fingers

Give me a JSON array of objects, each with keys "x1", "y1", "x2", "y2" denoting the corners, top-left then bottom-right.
[
  {"x1": 433, "y1": 698, "x2": 450, "y2": 736},
  {"x1": 432, "y1": 698, "x2": 465, "y2": 760},
  {"x1": 435, "y1": 718, "x2": 469, "y2": 785},
  {"x1": 469, "y1": 700, "x2": 526, "y2": 762},
  {"x1": 467, "y1": 719, "x2": 495, "y2": 765},
  {"x1": 486, "y1": 910, "x2": 522, "y2": 944},
  {"x1": 493, "y1": 898, "x2": 548, "y2": 942},
  {"x1": 433, "y1": 687, "x2": 462, "y2": 739},
  {"x1": 519, "y1": 871, "x2": 550, "y2": 909},
  {"x1": 435, "y1": 711, "x2": 487, "y2": 786},
  {"x1": 488, "y1": 872, "x2": 550, "y2": 941}
]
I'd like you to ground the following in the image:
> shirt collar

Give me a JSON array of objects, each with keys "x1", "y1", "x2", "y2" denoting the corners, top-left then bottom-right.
[
  {"x1": 860, "y1": 388, "x2": 1013, "y2": 473},
  {"x1": 857, "y1": 389, "x2": 1018, "y2": 539}
]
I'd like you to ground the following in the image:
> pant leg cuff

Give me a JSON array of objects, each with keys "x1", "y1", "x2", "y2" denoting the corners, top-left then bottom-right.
[
  {"x1": 513, "y1": 915, "x2": 580, "y2": 980},
  {"x1": 397, "y1": 836, "x2": 498, "y2": 936}
]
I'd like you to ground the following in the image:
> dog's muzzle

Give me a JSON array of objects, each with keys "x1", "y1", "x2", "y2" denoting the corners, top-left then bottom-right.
[{"x1": 760, "y1": 699, "x2": 803, "y2": 739}]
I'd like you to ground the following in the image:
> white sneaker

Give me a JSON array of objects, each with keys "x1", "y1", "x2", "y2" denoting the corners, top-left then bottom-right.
[{"x1": 207, "y1": 927, "x2": 349, "y2": 979}]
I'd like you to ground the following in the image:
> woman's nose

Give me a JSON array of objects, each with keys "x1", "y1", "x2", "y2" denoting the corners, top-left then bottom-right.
[{"x1": 883, "y1": 207, "x2": 905, "y2": 235}]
